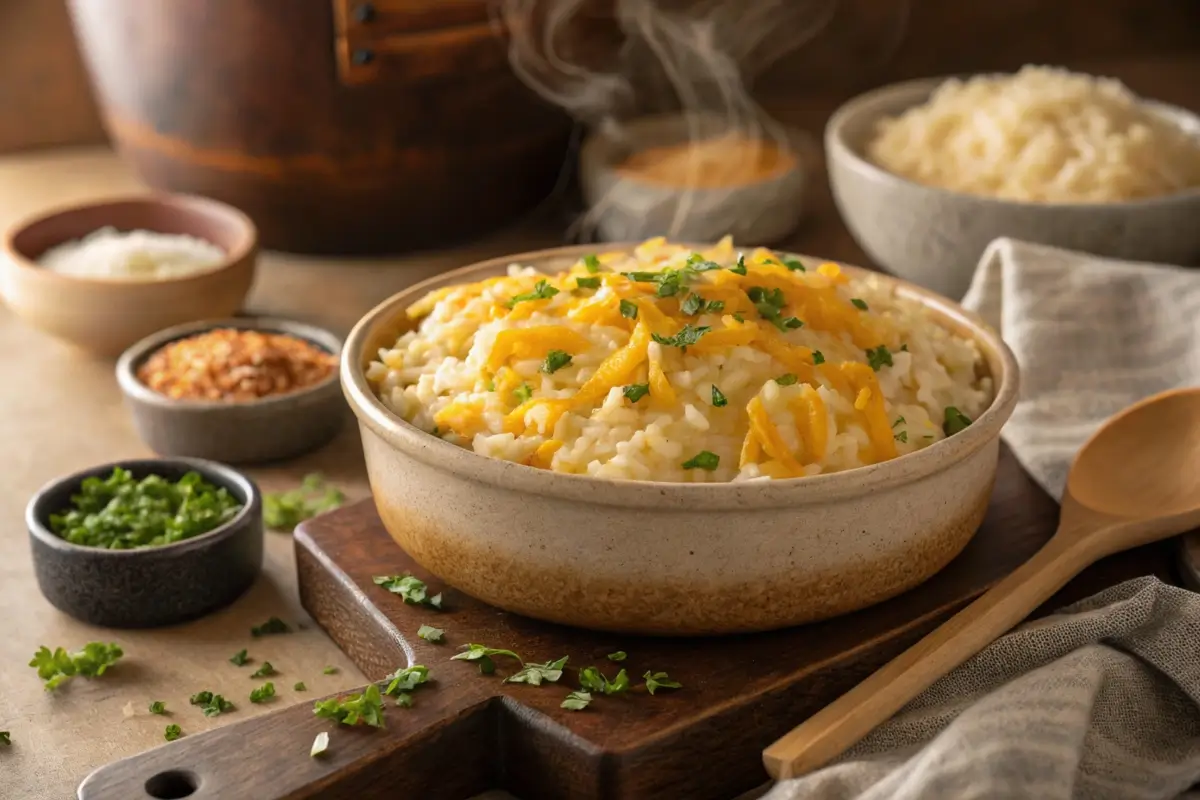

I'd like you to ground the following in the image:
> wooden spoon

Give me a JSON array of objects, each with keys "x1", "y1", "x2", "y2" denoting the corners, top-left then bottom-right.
[{"x1": 763, "y1": 387, "x2": 1200, "y2": 780}]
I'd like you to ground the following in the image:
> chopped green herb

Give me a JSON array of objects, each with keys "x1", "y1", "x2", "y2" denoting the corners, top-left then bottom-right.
[
  {"x1": 643, "y1": 671, "x2": 682, "y2": 695},
  {"x1": 607, "y1": 651, "x2": 627, "y2": 662},
  {"x1": 200, "y1": 694, "x2": 234, "y2": 717},
  {"x1": 730, "y1": 255, "x2": 748, "y2": 275},
  {"x1": 189, "y1": 691, "x2": 213, "y2": 706},
  {"x1": 579, "y1": 666, "x2": 629, "y2": 696},
  {"x1": 310, "y1": 731, "x2": 330, "y2": 757},
  {"x1": 561, "y1": 690, "x2": 592, "y2": 710},
  {"x1": 583, "y1": 254, "x2": 601, "y2": 273},
  {"x1": 732, "y1": 313, "x2": 745, "y2": 323},
  {"x1": 812, "y1": 350, "x2": 826, "y2": 365},
  {"x1": 264, "y1": 473, "x2": 345, "y2": 531},
  {"x1": 505, "y1": 279, "x2": 559, "y2": 309},
  {"x1": 623, "y1": 383, "x2": 651, "y2": 403},
  {"x1": 250, "y1": 662, "x2": 276, "y2": 679},
  {"x1": 784, "y1": 258, "x2": 806, "y2": 272},
  {"x1": 294, "y1": 682, "x2": 307, "y2": 692},
  {"x1": 29, "y1": 642, "x2": 123, "y2": 691},
  {"x1": 373, "y1": 574, "x2": 443, "y2": 609},
  {"x1": 313, "y1": 684, "x2": 384, "y2": 728},
  {"x1": 775, "y1": 373, "x2": 798, "y2": 386},
  {"x1": 47, "y1": 468, "x2": 242, "y2": 549},
  {"x1": 944, "y1": 406, "x2": 973, "y2": 436},
  {"x1": 485, "y1": 379, "x2": 495, "y2": 391},
  {"x1": 249, "y1": 682, "x2": 276, "y2": 704},
  {"x1": 250, "y1": 617, "x2": 291, "y2": 637},
  {"x1": 924, "y1": 434, "x2": 935, "y2": 440},
  {"x1": 682, "y1": 451, "x2": 720, "y2": 471},
  {"x1": 619, "y1": 299, "x2": 639, "y2": 319},
  {"x1": 417, "y1": 624, "x2": 445, "y2": 643},
  {"x1": 381, "y1": 665, "x2": 430, "y2": 698},
  {"x1": 851, "y1": 298, "x2": 869, "y2": 311},
  {"x1": 541, "y1": 350, "x2": 573, "y2": 374},
  {"x1": 652, "y1": 324, "x2": 711, "y2": 349},
  {"x1": 680, "y1": 293, "x2": 704, "y2": 315},
  {"x1": 865, "y1": 345, "x2": 893, "y2": 371},
  {"x1": 229, "y1": 649, "x2": 249, "y2": 667},
  {"x1": 895, "y1": 430, "x2": 909, "y2": 443},
  {"x1": 323, "y1": 666, "x2": 338, "y2": 675},
  {"x1": 892, "y1": 416, "x2": 905, "y2": 428},
  {"x1": 149, "y1": 701, "x2": 167, "y2": 715},
  {"x1": 576, "y1": 277, "x2": 601, "y2": 290},
  {"x1": 0, "y1": 732, "x2": 10, "y2": 746},
  {"x1": 506, "y1": 656, "x2": 568, "y2": 686},
  {"x1": 900, "y1": 343, "x2": 909, "y2": 352},
  {"x1": 747, "y1": 286, "x2": 799, "y2": 331},
  {"x1": 452, "y1": 643, "x2": 522, "y2": 675},
  {"x1": 394, "y1": 693, "x2": 414, "y2": 708},
  {"x1": 711, "y1": 385, "x2": 728, "y2": 407},
  {"x1": 513, "y1": 383, "x2": 534, "y2": 404},
  {"x1": 685, "y1": 253, "x2": 725, "y2": 272},
  {"x1": 164, "y1": 724, "x2": 182, "y2": 742}
]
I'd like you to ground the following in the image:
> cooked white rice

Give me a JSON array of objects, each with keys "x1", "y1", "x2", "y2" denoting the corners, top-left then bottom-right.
[{"x1": 367, "y1": 237, "x2": 993, "y2": 483}]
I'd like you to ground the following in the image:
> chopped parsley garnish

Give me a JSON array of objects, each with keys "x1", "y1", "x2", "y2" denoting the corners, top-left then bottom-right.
[
  {"x1": 892, "y1": 416, "x2": 905, "y2": 427},
  {"x1": 682, "y1": 451, "x2": 720, "y2": 471},
  {"x1": 583, "y1": 254, "x2": 601, "y2": 273},
  {"x1": 250, "y1": 617, "x2": 291, "y2": 637},
  {"x1": 323, "y1": 666, "x2": 338, "y2": 675},
  {"x1": 149, "y1": 701, "x2": 167, "y2": 715},
  {"x1": 381, "y1": 665, "x2": 430, "y2": 699},
  {"x1": 619, "y1": 299, "x2": 638, "y2": 319},
  {"x1": 47, "y1": 468, "x2": 242, "y2": 549},
  {"x1": 579, "y1": 666, "x2": 629, "y2": 695},
  {"x1": 29, "y1": 642, "x2": 123, "y2": 691},
  {"x1": 775, "y1": 373, "x2": 798, "y2": 386},
  {"x1": 313, "y1": 684, "x2": 384, "y2": 728},
  {"x1": 680, "y1": 294, "x2": 725, "y2": 316},
  {"x1": 395, "y1": 693, "x2": 414, "y2": 708},
  {"x1": 513, "y1": 383, "x2": 533, "y2": 404},
  {"x1": 944, "y1": 406, "x2": 973, "y2": 436},
  {"x1": 249, "y1": 682, "x2": 276, "y2": 704},
  {"x1": 623, "y1": 383, "x2": 650, "y2": 403},
  {"x1": 643, "y1": 671, "x2": 682, "y2": 695},
  {"x1": 196, "y1": 693, "x2": 234, "y2": 717},
  {"x1": 164, "y1": 724, "x2": 182, "y2": 742},
  {"x1": 732, "y1": 313, "x2": 745, "y2": 323},
  {"x1": 264, "y1": 473, "x2": 345, "y2": 532},
  {"x1": 417, "y1": 624, "x2": 445, "y2": 643},
  {"x1": 250, "y1": 662, "x2": 276, "y2": 679},
  {"x1": 895, "y1": 431, "x2": 909, "y2": 443},
  {"x1": 506, "y1": 656, "x2": 568, "y2": 686},
  {"x1": 374, "y1": 574, "x2": 444, "y2": 609},
  {"x1": 652, "y1": 324, "x2": 710, "y2": 349},
  {"x1": 851, "y1": 298, "x2": 869, "y2": 311},
  {"x1": 784, "y1": 258, "x2": 806, "y2": 272},
  {"x1": 865, "y1": 345, "x2": 893, "y2": 371},
  {"x1": 505, "y1": 279, "x2": 559, "y2": 309},
  {"x1": 561, "y1": 691, "x2": 592, "y2": 710},
  {"x1": 900, "y1": 343, "x2": 909, "y2": 352},
  {"x1": 452, "y1": 643, "x2": 522, "y2": 675},
  {"x1": 0, "y1": 732, "x2": 10, "y2": 746},
  {"x1": 685, "y1": 253, "x2": 724, "y2": 272},
  {"x1": 310, "y1": 731, "x2": 330, "y2": 757},
  {"x1": 294, "y1": 682, "x2": 307, "y2": 691},
  {"x1": 730, "y1": 255, "x2": 748, "y2": 275},
  {"x1": 576, "y1": 277, "x2": 601, "y2": 290},
  {"x1": 710, "y1": 385, "x2": 728, "y2": 407},
  {"x1": 541, "y1": 350, "x2": 573, "y2": 374},
  {"x1": 812, "y1": 350, "x2": 826, "y2": 365},
  {"x1": 746, "y1": 286, "x2": 800, "y2": 331},
  {"x1": 189, "y1": 691, "x2": 213, "y2": 706},
  {"x1": 229, "y1": 649, "x2": 249, "y2": 666},
  {"x1": 608, "y1": 651, "x2": 627, "y2": 662}
]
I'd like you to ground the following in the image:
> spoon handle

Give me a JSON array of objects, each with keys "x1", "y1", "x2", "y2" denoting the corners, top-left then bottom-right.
[{"x1": 762, "y1": 530, "x2": 1095, "y2": 780}]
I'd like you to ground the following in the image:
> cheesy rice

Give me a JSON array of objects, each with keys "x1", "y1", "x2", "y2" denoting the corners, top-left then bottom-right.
[{"x1": 366, "y1": 238, "x2": 993, "y2": 483}]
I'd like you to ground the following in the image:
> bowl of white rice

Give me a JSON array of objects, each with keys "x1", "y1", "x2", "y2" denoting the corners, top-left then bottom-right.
[
  {"x1": 341, "y1": 238, "x2": 1019, "y2": 635},
  {"x1": 827, "y1": 66, "x2": 1200, "y2": 300}
]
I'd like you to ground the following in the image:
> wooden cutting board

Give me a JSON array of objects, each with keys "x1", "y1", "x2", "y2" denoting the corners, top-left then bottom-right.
[{"x1": 77, "y1": 442, "x2": 1178, "y2": 800}]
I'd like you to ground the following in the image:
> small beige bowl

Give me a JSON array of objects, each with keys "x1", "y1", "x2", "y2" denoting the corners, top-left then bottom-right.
[
  {"x1": 826, "y1": 76, "x2": 1200, "y2": 300},
  {"x1": 1, "y1": 193, "x2": 258, "y2": 357},
  {"x1": 580, "y1": 113, "x2": 810, "y2": 245},
  {"x1": 342, "y1": 245, "x2": 1020, "y2": 636}
]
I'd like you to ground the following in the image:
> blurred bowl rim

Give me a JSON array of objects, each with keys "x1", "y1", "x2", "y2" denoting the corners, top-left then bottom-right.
[
  {"x1": 2, "y1": 191, "x2": 258, "y2": 287},
  {"x1": 825, "y1": 73, "x2": 1200, "y2": 211},
  {"x1": 115, "y1": 315, "x2": 343, "y2": 412}
]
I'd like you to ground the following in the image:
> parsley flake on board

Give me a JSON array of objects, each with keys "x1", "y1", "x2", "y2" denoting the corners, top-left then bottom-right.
[
  {"x1": 323, "y1": 666, "x2": 338, "y2": 675},
  {"x1": 619, "y1": 299, "x2": 639, "y2": 319},
  {"x1": 513, "y1": 383, "x2": 534, "y2": 404},
  {"x1": 865, "y1": 345, "x2": 893, "y2": 371},
  {"x1": 607, "y1": 651, "x2": 627, "y2": 662},
  {"x1": 395, "y1": 693, "x2": 414, "y2": 708},
  {"x1": 944, "y1": 406, "x2": 973, "y2": 436},
  {"x1": 541, "y1": 350, "x2": 573, "y2": 374},
  {"x1": 164, "y1": 724, "x2": 182, "y2": 742},
  {"x1": 250, "y1": 662, "x2": 276, "y2": 679},
  {"x1": 417, "y1": 625, "x2": 445, "y2": 643},
  {"x1": 682, "y1": 451, "x2": 720, "y2": 471},
  {"x1": 775, "y1": 373, "x2": 798, "y2": 386},
  {"x1": 579, "y1": 666, "x2": 629, "y2": 696},
  {"x1": 576, "y1": 277, "x2": 601, "y2": 290},
  {"x1": 250, "y1": 617, "x2": 291, "y2": 637},
  {"x1": 29, "y1": 642, "x2": 123, "y2": 691},
  {"x1": 0, "y1": 731, "x2": 10, "y2": 745},
  {"x1": 812, "y1": 350, "x2": 826, "y2": 365},
  {"x1": 561, "y1": 691, "x2": 592, "y2": 711},
  {"x1": 452, "y1": 643, "x2": 523, "y2": 676},
  {"x1": 294, "y1": 682, "x2": 307, "y2": 692},
  {"x1": 505, "y1": 279, "x2": 559, "y2": 309},
  {"x1": 381, "y1": 665, "x2": 430, "y2": 698},
  {"x1": 250, "y1": 682, "x2": 276, "y2": 704},
  {"x1": 710, "y1": 385, "x2": 728, "y2": 407},
  {"x1": 851, "y1": 298, "x2": 869, "y2": 311},
  {"x1": 313, "y1": 684, "x2": 385, "y2": 728},
  {"x1": 583, "y1": 254, "x2": 601, "y2": 273},
  {"x1": 623, "y1": 383, "x2": 651, "y2": 404},
  {"x1": 506, "y1": 656, "x2": 569, "y2": 686},
  {"x1": 373, "y1": 574, "x2": 444, "y2": 609},
  {"x1": 784, "y1": 258, "x2": 806, "y2": 272},
  {"x1": 643, "y1": 671, "x2": 682, "y2": 695},
  {"x1": 263, "y1": 473, "x2": 345, "y2": 532},
  {"x1": 229, "y1": 649, "x2": 249, "y2": 666},
  {"x1": 311, "y1": 731, "x2": 330, "y2": 757},
  {"x1": 149, "y1": 701, "x2": 167, "y2": 715},
  {"x1": 652, "y1": 324, "x2": 710, "y2": 349},
  {"x1": 200, "y1": 694, "x2": 235, "y2": 717},
  {"x1": 189, "y1": 691, "x2": 213, "y2": 706}
]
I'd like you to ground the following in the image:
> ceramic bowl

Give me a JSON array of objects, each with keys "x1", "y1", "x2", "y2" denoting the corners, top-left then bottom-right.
[
  {"x1": 826, "y1": 76, "x2": 1200, "y2": 300},
  {"x1": 580, "y1": 113, "x2": 811, "y2": 245},
  {"x1": 1, "y1": 193, "x2": 258, "y2": 357},
  {"x1": 116, "y1": 316, "x2": 346, "y2": 464},
  {"x1": 27, "y1": 457, "x2": 263, "y2": 628},
  {"x1": 341, "y1": 245, "x2": 1021, "y2": 636}
]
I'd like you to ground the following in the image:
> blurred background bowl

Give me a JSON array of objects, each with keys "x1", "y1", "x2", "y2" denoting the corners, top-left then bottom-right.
[
  {"x1": 826, "y1": 75, "x2": 1200, "y2": 300},
  {"x1": 1, "y1": 193, "x2": 257, "y2": 356}
]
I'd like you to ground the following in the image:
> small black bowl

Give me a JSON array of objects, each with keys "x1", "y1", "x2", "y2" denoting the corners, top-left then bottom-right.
[{"x1": 26, "y1": 458, "x2": 263, "y2": 628}]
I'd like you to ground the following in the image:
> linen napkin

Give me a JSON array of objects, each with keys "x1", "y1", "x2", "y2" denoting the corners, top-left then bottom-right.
[{"x1": 764, "y1": 238, "x2": 1200, "y2": 800}]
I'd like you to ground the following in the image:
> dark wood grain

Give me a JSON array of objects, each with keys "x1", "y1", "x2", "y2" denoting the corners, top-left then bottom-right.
[{"x1": 75, "y1": 442, "x2": 1178, "y2": 800}]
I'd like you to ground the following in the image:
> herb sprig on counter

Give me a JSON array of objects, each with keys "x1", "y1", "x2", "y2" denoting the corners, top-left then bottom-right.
[
  {"x1": 452, "y1": 643, "x2": 522, "y2": 675},
  {"x1": 374, "y1": 574, "x2": 443, "y2": 609},
  {"x1": 29, "y1": 642, "x2": 123, "y2": 691},
  {"x1": 263, "y1": 473, "x2": 345, "y2": 532},
  {"x1": 506, "y1": 657, "x2": 568, "y2": 686}
]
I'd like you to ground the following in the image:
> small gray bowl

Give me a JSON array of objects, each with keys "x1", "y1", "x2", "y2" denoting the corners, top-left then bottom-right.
[
  {"x1": 27, "y1": 457, "x2": 263, "y2": 628},
  {"x1": 116, "y1": 316, "x2": 345, "y2": 464},
  {"x1": 826, "y1": 75, "x2": 1200, "y2": 300}
]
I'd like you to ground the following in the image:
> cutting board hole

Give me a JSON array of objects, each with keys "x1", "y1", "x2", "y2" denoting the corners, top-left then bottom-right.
[{"x1": 144, "y1": 770, "x2": 199, "y2": 798}]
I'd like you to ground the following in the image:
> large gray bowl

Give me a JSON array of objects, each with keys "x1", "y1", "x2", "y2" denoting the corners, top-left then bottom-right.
[{"x1": 826, "y1": 76, "x2": 1200, "y2": 300}]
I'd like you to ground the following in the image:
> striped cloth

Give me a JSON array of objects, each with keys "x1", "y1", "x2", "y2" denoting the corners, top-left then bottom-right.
[{"x1": 764, "y1": 239, "x2": 1200, "y2": 800}]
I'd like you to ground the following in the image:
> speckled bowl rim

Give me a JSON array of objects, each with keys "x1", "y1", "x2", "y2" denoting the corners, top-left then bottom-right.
[
  {"x1": 115, "y1": 316, "x2": 343, "y2": 411},
  {"x1": 342, "y1": 244, "x2": 1020, "y2": 510},
  {"x1": 2, "y1": 192, "x2": 258, "y2": 285},
  {"x1": 826, "y1": 74, "x2": 1200, "y2": 211},
  {"x1": 26, "y1": 457, "x2": 262, "y2": 556}
]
